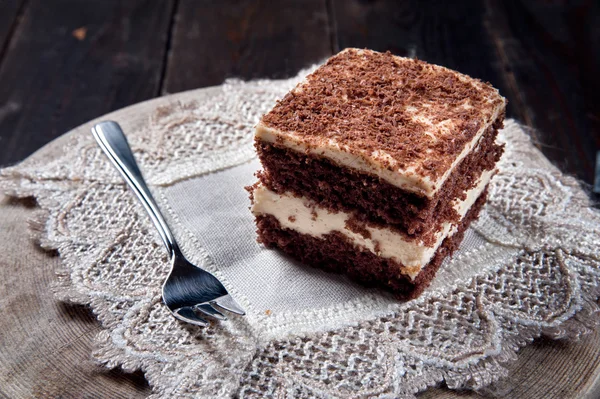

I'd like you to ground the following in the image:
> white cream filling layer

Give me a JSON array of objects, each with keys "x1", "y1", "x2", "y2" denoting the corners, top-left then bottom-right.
[
  {"x1": 256, "y1": 103, "x2": 502, "y2": 198},
  {"x1": 252, "y1": 169, "x2": 493, "y2": 279}
]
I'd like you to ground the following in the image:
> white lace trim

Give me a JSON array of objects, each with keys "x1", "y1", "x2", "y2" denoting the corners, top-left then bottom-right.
[{"x1": 1, "y1": 70, "x2": 599, "y2": 398}]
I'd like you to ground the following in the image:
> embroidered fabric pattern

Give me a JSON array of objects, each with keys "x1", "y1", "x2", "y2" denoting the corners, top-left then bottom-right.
[{"x1": 1, "y1": 70, "x2": 599, "y2": 399}]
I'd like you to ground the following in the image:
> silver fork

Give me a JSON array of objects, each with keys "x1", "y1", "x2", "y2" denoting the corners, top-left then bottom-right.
[{"x1": 92, "y1": 121, "x2": 245, "y2": 326}]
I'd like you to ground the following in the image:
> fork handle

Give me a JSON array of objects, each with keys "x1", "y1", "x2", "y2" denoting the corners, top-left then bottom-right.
[{"x1": 92, "y1": 121, "x2": 179, "y2": 258}]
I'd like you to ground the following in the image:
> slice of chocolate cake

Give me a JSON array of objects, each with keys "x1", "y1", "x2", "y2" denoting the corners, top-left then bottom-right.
[{"x1": 248, "y1": 48, "x2": 506, "y2": 299}]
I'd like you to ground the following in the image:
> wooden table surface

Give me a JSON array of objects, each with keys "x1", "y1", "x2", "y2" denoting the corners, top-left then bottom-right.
[
  {"x1": 0, "y1": 0, "x2": 599, "y2": 187},
  {"x1": 1, "y1": 1, "x2": 600, "y2": 398}
]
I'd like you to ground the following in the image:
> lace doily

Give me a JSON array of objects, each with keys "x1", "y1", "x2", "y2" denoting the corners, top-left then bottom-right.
[{"x1": 1, "y1": 70, "x2": 599, "y2": 399}]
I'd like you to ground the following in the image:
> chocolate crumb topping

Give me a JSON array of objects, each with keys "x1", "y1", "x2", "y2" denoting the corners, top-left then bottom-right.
[
  {"x1": 260, "y1": 48, "x2": 506, "y2": 180},
  {"x1": 345, "y1": 218, "x2": 372, "y2": 239}
]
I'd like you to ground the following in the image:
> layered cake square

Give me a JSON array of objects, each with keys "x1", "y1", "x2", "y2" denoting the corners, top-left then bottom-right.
[{"x1": 248, "y1": 48, "x2": 506, "y2": 298}]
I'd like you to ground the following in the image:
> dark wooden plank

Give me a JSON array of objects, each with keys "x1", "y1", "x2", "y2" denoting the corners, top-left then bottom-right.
[
  {"x1": 485, "y1": 0, "x2": 600, "y2": 185},
  {"x1": 0, "y1": 198, "x2": 150, "y2": 398},
  {"x1": 330, "y1": 0, "x2": 517, "y2": 117},
  {"x1": 0, "y1": 0, "x2": 175, "y2": 166},
  {"x1": 332, "y1": 0, "x2": 599, "y2": 185},
  {"x1": 163, "y1": 0, "x2": 333, "y2": 93},
  {"x1": 0, "y1": 0, "x2": 26, "y2": 62}
]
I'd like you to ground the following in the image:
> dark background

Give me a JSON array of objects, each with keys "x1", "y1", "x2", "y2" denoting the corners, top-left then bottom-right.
[{"x1": 0, "y1": 0, "x2": 599, "y2": 188}]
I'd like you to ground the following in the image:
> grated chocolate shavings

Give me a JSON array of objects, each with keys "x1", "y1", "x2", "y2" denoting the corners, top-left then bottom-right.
[{"x1": 261, "y1": 48, "x2": 506, "y2": 180}]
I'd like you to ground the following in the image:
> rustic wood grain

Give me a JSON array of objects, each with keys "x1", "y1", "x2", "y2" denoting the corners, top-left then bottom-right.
[
  {"x1": 0, "y1": 0, "x2": 26, "y2": 62},
  {"x1": 162, "y1": 0, "x2": 333, "y2": 93},
  {"x1": 485, "y1": 0, "x2": 600, "y2": 185},
  {"x1": 0, "y1": 0, "x2": 175, "y2": 167},
  {"x1": 1, "y1": 91, "x2": 599, "y2": 399},
  {"x1": 0, "y1": 196, "x2": 150, "y2": 399},
  {"x1": 1, "y1": 1, "x2": 600, "y2": 397},
  {"x1": 418, "y1": 333, "x2": 600, "y2": 398},
  {"x1": 330, "y1": 0, "x2": 517, "y2": 117},
  {"x1": 331, "y1": 0, "x2": 600, "y2": 186}
]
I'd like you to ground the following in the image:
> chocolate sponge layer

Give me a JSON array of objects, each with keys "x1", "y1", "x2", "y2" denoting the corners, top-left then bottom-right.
[
  {"x1": 256, "y1": 116, "x2": 503, "y2": 238},
  {"x1": 254, "y1": 188, "x2": 488, "y2": 299}
]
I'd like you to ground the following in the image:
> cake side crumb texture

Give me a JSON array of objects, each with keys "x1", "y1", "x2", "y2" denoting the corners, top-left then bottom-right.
[
  {"x1": 260, "y1": 48, "x2": 506, "y2": 183},
  {"x1": 253, "y1": 189, "x2": 488, "y2": 299}
]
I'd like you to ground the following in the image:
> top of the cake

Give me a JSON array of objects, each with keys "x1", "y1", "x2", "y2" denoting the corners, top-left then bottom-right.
[{"x1": 257, "y1": 48, "x2": 506, "y2": 197}]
